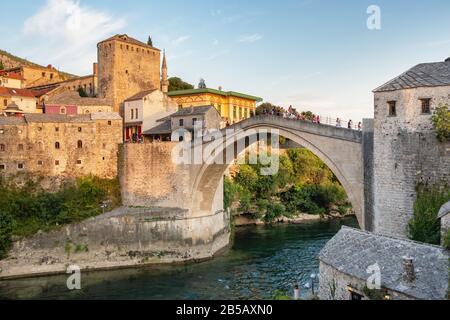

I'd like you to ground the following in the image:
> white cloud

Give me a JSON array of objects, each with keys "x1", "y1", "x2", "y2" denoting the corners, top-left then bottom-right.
[
  {"x1": 171, "y1": 35, "x2": 191, "y2": 46},
  {"x1": 22, "y1": 0, "x2": 126, "y2": 74},
  {"x1": 237, "y1": 33, "x2": 263, "y2": 43}
]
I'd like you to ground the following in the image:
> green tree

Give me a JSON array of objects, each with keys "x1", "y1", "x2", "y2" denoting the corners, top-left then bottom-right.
[
  {"x1": 0, "y1": 60, "x2": 4, "y2": 70},
  {"x1": 168, "y1": 77, "x2": 194, "y2": 92},
  {"x1": 147, "y1": 36, "x2": 153, "y2": 47},
  {"x1": 198, "y1": 78, "x2": 207, "y2": 89},
  {"x1": 408, "y1": 184, "x2": 450, "y2": 245},
  {"x1": 256, "y1": 102, "x2": 284, "y2": 115},
  {"x1": 0, "y1": 211, "x2": 12, "y2": 259},
  {"x1": 431, "y1": 104, "x2": 450, "y2": 142},
  {"x1": 78, "y1": 87, "x2": 88, "y2": 97}
]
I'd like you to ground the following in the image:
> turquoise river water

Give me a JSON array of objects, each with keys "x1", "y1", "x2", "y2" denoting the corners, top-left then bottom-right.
[{"x1": 0, "y1": 216, "x2": 358, "y2": 300}]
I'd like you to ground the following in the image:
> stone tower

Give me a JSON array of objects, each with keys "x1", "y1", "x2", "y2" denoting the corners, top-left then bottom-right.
[
  {"x1": 97, "y1": 34, "x2": 161, "y2": 114},
  {"x1": 372, "y1": 59, "x2": 450, "y2": 238},
  {"x1": 161, "y1": 51, "x2": 169, "y2": 94}
]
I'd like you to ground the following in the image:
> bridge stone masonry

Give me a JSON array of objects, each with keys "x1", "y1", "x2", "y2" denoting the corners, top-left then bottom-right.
[{"x1": 120, "y1": 115, "x2": 372, "y2": 230}]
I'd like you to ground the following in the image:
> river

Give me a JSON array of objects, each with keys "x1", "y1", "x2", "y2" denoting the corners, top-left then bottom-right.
[{"x1": 0, "y1": 216, "x2": 358, "y2": 300}]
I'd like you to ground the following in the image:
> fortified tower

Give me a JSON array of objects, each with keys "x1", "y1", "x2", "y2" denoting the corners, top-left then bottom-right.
[
  {"x1": 97, "y1": 34, "x2": 161, "y2": 113},
  {"x1": 372, "y1": 58, "x2": 450, "y2": 237}
]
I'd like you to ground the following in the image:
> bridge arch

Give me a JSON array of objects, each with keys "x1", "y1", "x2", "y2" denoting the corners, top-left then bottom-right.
[{"x1": 189, "y1": 116, "x2": 365, "y2": 228}]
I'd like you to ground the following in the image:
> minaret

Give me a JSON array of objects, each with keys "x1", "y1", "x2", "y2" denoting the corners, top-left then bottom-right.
[{"x1": 161, "y1": 50, "x2": 169, "y2": 94}]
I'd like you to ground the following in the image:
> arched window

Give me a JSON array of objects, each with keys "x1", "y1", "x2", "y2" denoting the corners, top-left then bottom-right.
[
  {"x1": 0, "y1": 144, "x2": 5, "y2": 152},
  {"x1": 77, "y1": 140, "x2": 83, "y2": 149},
  {"x1": 55, "y1": 142, "x2": 60, "y2": 149}
]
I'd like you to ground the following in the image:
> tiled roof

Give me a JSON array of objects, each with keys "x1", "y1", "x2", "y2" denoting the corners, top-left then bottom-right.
[
  {"x1": 124, "y1": 89, "x2": 159, "y2": 102},
  {"x1": 90, "y1": 112, "x2": 122, "y2": 120},
  {"x1": 168, "y1": 88, "x2": 263, "y2": 102},
  {"x1": 143, "y1": 120, "x2": 172, "y2": 135},
  {"x1": 170, "y1": 105, "x2": 217, "y2": 117},
  {"x1": 99, "y1": 34, "x2": 160, "y2": 51},
  {"x1": 0, "y1": 117, "x2": 26, "y2": 125},
  {"x1": 438, "y1": 201, "x2": 450, "y2": 219},
  {"x1": 24, "y1": 114, "x2": 93, "y2": 123},
  {"x1": 0, "y1": 87, "x2": 37, "y2": 98},
  {"x1": 374, "y1": 60, "x2": 450, "y2": 92},
  {"x1": 46, "y1": 91, "x2": 110, "y2": 107},
  {"x1": 0, "y1": 71, "x2": 24, "y2": 80},
  {"x1": 319, "y1": 227, "x2": 449, "y2": 300}
]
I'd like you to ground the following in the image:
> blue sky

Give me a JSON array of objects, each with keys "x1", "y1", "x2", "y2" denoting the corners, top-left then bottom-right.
[{"x1": 2, "y1": 0, "x2": 450, "y2": 120}]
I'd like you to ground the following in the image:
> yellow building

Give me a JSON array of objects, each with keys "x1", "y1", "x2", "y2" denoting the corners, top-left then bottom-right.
[{"x1": 167, "y1": 88, "x2": 262, "y2": 124}]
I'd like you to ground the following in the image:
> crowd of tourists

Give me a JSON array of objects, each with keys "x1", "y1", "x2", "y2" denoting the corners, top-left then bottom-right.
[{"x1": 260, "y1": 105, "x2": 362, "y2": 131}]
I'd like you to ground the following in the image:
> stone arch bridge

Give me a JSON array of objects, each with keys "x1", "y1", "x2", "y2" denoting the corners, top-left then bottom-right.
[{"x1": 120, "y1": 115, "x2": 373, "y2": 230}]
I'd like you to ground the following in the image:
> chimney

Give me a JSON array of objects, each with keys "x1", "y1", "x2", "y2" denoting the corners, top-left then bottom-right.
[
  {"x1": 402, "y1": 256, "x2": 415, "y2": 282},
  {"x1": 93, "y1": 63, "x2": 98, "y2": 76}
]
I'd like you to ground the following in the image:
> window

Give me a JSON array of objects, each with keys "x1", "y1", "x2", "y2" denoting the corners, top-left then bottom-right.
[
  {"x1": 50, "y1": 73, "x2": 54, "y2": 79},
  {"x1": 42, "y1": 72, "x2": 46, "y2": 77},
  {"x1": 420, "y1": 98, "x2": 431, "y2": 114},
  {"x1": 0, "y1": 144, "x2": 5, "y2": 151},
  {"x1": 3, "y1": 99, "x2": 7, "y2": 107},
  {"x1": 179, "y1": 136, "x2": 184, "y2": 142},
  {"x1": 55, "y1": 160, "x2": 60, "y2": 166},
  {"x1": 18, "y1": 163, "x2": 24, "y2": 170},
  {"x1": 37, "y1": 161, "x2": 43, "y2": 165},
  {"x1": 192, "y1": 118, "x2": 197, "y2": 125},
  {"x1": 131, "y1": 109, "x2": 134, "y2": 119},
  {"x1": 108, "y1": 121, "x2": 112, "y2": 126},
  {"x1": 18, "y1": 144, "x2": 24, "y2": 151},
  {"x1": 179, "y1": 119, "x2": 184, "y2": 127},
  {"x1": 60, "y1": 107, "x2": 66, "y2": 115},
  {"x1": 55, "y1": 127, "x2": 59, "y2": 132},
  {"x1": 135, "y1": 108, "x2": 138, "y2": 119},
  {"x1": 233, "y1": 106, "x2": 237, "y2": 119},
  {"x1": 218, "y1": 105, "x2": 222, "y2": 115},
  {"x1": 77, "y1": 160, "x2": 82, "y2": 165},
  {"x1": 0, "y1": 164, "x2": 4, "y2": 170},
  {"x1": 78, "y1": 127, "x2": 82, "y2": 132},
  {"x1": 77, "y1": 140, "x2": 83, "y2": 149},
  {"x1": 178, "y1": 105, "x2": 183, "y2": 111},
  {"x1": 55, "y1": 142, "x2": 60, "y2": 149},
  {"x1": 388, "y1": 101, "x2": 397, "y2": 116}
]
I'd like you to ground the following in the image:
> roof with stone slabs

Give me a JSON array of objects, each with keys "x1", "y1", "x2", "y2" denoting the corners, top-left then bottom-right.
[
  {"x1": 373, "y1": 59, "x2": 450, "y2": 92},
  {"x1": 319, "y1": 227, "x2": 449, "y2": 300}
]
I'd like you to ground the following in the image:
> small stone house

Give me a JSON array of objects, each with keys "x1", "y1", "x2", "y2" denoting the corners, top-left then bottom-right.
[
  {"x1": 143, "y1": 105, "x2": 222, "y2": 142},
  {"x1": 438, "y1": 201, "x2": 450, "y2": 246},
  {"x1": 318, "y1": 227, "x2": 449, "y2": 300}
]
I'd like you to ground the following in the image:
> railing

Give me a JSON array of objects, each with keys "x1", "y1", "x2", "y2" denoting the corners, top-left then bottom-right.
[{"x1": 257, "y1": 112, "x2": 363, "y2": 131}]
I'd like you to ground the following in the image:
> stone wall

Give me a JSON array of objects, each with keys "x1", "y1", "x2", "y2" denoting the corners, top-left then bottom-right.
[
  {"x1": 373, "y1": 86, "x2": 450, "y2": 237},
  {"x1": 363, "y1": 119, "x2": 375, "y2": 231},
  {"x1": 0, "y1": 114, "x2": 123, "y2": 188},
  {"x1": 0, "y1": 207, "x2": 231, "y2": 279},
  {"x1": 318, "y1": 262, "x2": 414, "y2": 300}
]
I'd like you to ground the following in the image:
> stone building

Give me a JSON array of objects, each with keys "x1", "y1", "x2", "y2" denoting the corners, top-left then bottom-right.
[
  {"x1": 0, "y1": 71, "x2": 24, "y2": 89},
  {"x1": 143, "y1": 105, "x2": 222, "y2": 142},
  {"x1": 97, "y1": 34, "x2": 162, "y2": 114},
  {"x1": 44, "y1": 90, "x2": 112, "y2": 115},
  {"x1": 318, "y1": 227, "x2": 449, "y2": 300},
  {"x1": 123, "y1": 88, "x2": 177, "y2": 142},
  {"x1": 2, "y1": 65, "x2": 70, "y2": 88},
  {"x1": 0, "y1": 113, "x2": 123, "y2": 183},
  {"x1": 372, "y1": 58, "x2": 450, "y2": 237},
  {"x1": 168, "y1": 88, "x2": 262, "y2": 124},
  {"x1": 0, "y1": 87, "x2": 38, "y2": 114}
]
